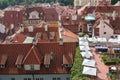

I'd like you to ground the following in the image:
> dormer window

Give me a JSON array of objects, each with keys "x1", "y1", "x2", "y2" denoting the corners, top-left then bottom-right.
[
  {"x1": 0, "y1": 55, "x2": 8, "y2": 68},
  {"x1": 66, "y1": 16, "x2": 69, "y2": 20},
  {"x1": 62, "y1": 54, "x2": 73, "y2": 68},
  {"x1": 15, "y1": 55, "x2": 24, "y2": 68},
  {"x1": 44, "y1": 54, "x2": 51, "y2": 68},
  {"x1": 29, "y1": 11, "x2": 39, "y2": 19}
]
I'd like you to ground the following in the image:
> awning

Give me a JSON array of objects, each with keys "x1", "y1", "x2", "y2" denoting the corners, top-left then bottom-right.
[
  {"x1": 79, "y1": 46, "x2": 90, "y2": 51},
  {"x1": 95, "y1": 46, "x2": 108, "y2": 49},
  {"x1": 82, "y1": 59, "x2": 96, "y2": 67},
  {"x1": 82, "y1": 66, "x2": 97, "y2": 76}
]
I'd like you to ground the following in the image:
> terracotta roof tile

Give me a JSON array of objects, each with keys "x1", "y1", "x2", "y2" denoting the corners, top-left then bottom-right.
[
  {"x1": 0, "y1": 54, "x2": 7, "y2": 65},
  {"x1": 62, "y1": 28, "x2": 78, "y2": 39},
  {"x1": 43, "y1": 8, "x2": 58, "y2": 21},
  {"x1": 13, "y1": 33, "x2": 27, "y2": 43},
  {"x1": 63, "y1": 53, "x2": 73, "y2": 64},
  {"x1": 23, "y1": 46, "x2": 42, "y2": 64}
]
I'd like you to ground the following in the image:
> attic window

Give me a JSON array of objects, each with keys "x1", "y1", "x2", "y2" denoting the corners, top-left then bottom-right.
[
  {"x1": 49, "y1": 32, "x2": 55, "y2": 40},
  {"x1": 15, "y1": 55, "x2": 24, "y2": 68},
  {"x1": 44, "y1": 54, "x2": 51, "y2": 68},
  {"x1": 66, "y1": 16, "x2": 69, "y2": 20},
  {"x1": 24, "y1": 65, "x2": 40, "y2": 71},
  {"x1": 0, "y1": 55, "x2": 8, "y2": 68},
  {"x1": 104, "y1": 32, "x2": 106, "y2": 34},
  {"x1": 62, "y1": 54, "x2": 73, "y2": 68}
]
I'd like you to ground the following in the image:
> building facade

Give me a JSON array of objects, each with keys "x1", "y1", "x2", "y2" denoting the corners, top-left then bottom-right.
[{"x1": 74, "y1": 0, "x2": 111, "y2": 7}]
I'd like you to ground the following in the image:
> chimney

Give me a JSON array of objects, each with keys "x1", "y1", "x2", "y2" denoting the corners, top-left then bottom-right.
[
  {"x1": 10, "y1": 24, "x2": 15, "y2": 34},
  {"x1": 112, "y1": 10, "x2": 116, "y2": 20},
  {"x1": 59, "y1": 27, "x2": 63, "y2": 45},
  {"x1": 59, "y1": 38, "x2": 63, "y2": 45},
  {"x1": 45, "y1": 23, "x2": 48, "y2": 31},
  {"x1": 58, "y1": 14, "x2": 61, "y2": 21}
]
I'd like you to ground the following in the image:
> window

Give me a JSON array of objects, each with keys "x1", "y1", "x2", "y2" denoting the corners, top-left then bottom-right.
[
  {"x1": 11, "y1": 78, "x2": 15, "y2": 80},
  {"x1": 57, "y1": 78, "x2": 61, "y2": 80},
  {"x1": 36, "y1": 78, "x2": 39, "y2": 80},
  {"x1": 53, "y1": 78, "x2": 56, "y2": 80},
  {"x1": 104, "y1": 32, "x2": 106, "y2": 34},
  {"x1": 24, "y1": 78, "x2": 27, "y2": 80},
  {"x1": 28, "y1": 78, "x2": 31, "y2": 80},
  {"x1": 40, "y1": 78, "x2": 43, "y2": 80},
  {"x1": 24, "y1": 65, "x2": 40, "y2": 71},
  {"x1": 66, "y1": 77, "x2": 70, "y2": 80}
]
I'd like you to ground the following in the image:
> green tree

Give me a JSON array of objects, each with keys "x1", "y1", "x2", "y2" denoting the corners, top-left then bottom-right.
[
  {"x1": 111, "y1": 0, "x2": 118, "y2": 5},
  {"x1": 71, "y1": 47, "x2": 88, "y2": 80}
]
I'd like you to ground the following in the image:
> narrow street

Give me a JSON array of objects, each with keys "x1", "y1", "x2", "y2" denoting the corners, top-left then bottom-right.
[{"x1": 91, "y1": 48, "x2": 110, "y2": 80}]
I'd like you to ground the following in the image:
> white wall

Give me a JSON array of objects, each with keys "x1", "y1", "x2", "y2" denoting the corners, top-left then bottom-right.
[{"x1": 98, "y1": 20, "x2": 113, "y2": 39}]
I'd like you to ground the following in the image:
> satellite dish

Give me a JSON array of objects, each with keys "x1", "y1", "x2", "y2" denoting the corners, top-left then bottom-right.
[{"x1": 0, "y1": 24, "x2": 5, "y2": 33}]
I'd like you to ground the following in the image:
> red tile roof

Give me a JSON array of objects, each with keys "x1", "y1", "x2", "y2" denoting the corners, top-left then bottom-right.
[
  {"x1": 0, "y1": 42, "x2": 76, "y2": 74},
  {"x1": 13, "y1": 33, "x2": 27, "y2": 43},
  {"x1": 3, "y1": 10, "x2": 24, "y2": 30},
  {"x1": 63, "y1": 28, "x2": 78, "y2": 39},
  {"x1": 23, "y1": 46, "x2": 42, "y2": 64},
  {"x1": 0, "y1": 54, "x2": 7, "y2": 65},
  {"x1": 43, "y1": 8, "x2": 58, "y2": 21}
]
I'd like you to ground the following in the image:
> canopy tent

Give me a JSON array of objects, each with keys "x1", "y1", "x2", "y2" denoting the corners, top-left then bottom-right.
[
  {"x1": 80, "y1": 51, "x2": 93, "y2": 59},
  {"x1": 79, "y1": 37, "x2": 87, "y2": 42},
  {"x1": 110, "y1": 66, "x2": 117, "y2": 71},
  {"x1": 79, "y1": 46, "x2": 90, "y2": 51},
  {"x1": 82, "y1": 59, "x2": 96, "y2": 67},
  {"x1": 108, "y1": 38, "x2": 119, "y2": 43},
  {"x1": 88, "y1": 37, "x2": 97, "y2": 43},
  {"x1": 82, "y1": 66, "x2": 97, "y2": 76},
  {"x1": 95, "y1": 46, "x2": 108, "y2": 49},
  {"x1": 113, "y1": 48, "x2": 120, "y2": 51},
  {"x1": 97, "y1": 38, "x2": 107, "y2": 43},
  {"x1": 95, "y1": 45, "x2": 108, "y2": 52},
  {"x1": 79, "y1": 41, "x2": 89, "y2": 46}
]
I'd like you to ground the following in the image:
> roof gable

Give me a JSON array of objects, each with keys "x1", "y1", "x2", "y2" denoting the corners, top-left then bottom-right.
[{"x1": 23, "y1": 46, "x2": 42, "y2": 64}]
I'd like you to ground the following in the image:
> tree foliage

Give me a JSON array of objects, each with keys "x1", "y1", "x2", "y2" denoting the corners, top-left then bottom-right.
[
  {"x1": 111, "y1": 0, "x2": 118, "y2": 5},
  {"x1": 70, "y1": 47, "x2": 88, "y2": 80},
  {"x1": 0, "y1": 0, "x2": 73, "y2": 9}
]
